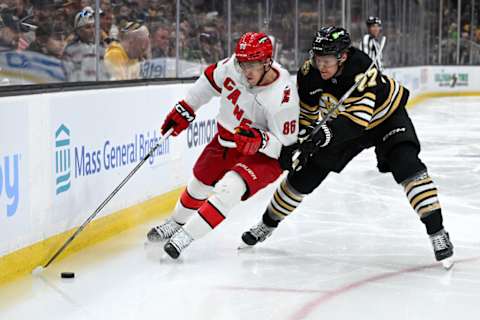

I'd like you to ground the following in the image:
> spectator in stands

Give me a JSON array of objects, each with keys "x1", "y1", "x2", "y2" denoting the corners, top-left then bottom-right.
[
  {"x1": 12, "y1": 0, "x2": 30, "y2": 20},
  {"x1": 151, "y1": 24, "x2": 171, "y2": 58},
  {"x1": 63, "y1": 6, "x2": 108, "y2": 81},
  {"x1": 117, "y1": 3, "x2": 132, "y2": 25},
  {"x1": 0, "y1": 11, "x2": 19, "y2": 51},
  {"x1": 27, "y1": 24, "x2": 65, "y2": 58},
  {"x1": 31, "y1": 0, "x2": 53, "y2": 26},
  {"x1": 198, "y1": 27, "x2": 223, "y2": 64},
  {"x1": 104, "y1": 22, "x2": 151, "y2": 80},
  {"x1": 101, "y1": 7, "x2": 117, "y2": 44}
]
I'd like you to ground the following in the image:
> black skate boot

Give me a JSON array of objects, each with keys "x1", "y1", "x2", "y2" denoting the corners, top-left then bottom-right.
[
  {"x1": 147, "y1": 218, "x2": 182, "y2": 242},
  {"x1": 163, "y1": 228, "x2": 194, "y2": 259},
  {"x1": 241, "y1": 220, "x2": 276, "y2": 246},
  {"x1": 429, "y1": 229, "x2": 454, "y2": 269}
]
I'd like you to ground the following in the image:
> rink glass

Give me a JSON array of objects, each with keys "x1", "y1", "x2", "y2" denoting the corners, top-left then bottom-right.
[{"x1": 0, "y1": 0, "x2": 478, "y2": 86}]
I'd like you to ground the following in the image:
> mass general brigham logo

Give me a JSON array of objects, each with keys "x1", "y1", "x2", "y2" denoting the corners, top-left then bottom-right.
[{"x1": 55, "y1": 124, "x2": 71, "y2": 195}]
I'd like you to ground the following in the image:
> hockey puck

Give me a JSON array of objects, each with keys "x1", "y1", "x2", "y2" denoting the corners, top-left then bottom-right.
[{"x1": 60, "y1": 272, "x2": 75, "y2": 279}]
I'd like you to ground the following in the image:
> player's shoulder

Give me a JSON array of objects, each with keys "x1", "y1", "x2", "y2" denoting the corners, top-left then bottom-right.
[
  {"x1": 204, "y1": 55, "x2": 234, "y2": 84},
  {"x1": 212, "y1": 56, "x2": 234, "y2": 73},
  {"x1": 343, "y1": 47, "x2": 372, "y2": 75},
  {"x1": 297, "y1": 59, "x2": 315, "y2": 79},
  {"x1": 260, "y1": 63, "x2": 298, "y2": 110},
  {"x1": 272, "y1": 61, "x2": 294, "y2": 84}
]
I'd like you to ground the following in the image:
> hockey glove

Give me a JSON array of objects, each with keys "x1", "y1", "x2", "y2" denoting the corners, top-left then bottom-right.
[
  {"x1": 279, "y1": 143, "x2": 300, "y2": 171},
  {"x1": 234, "y1": 124, "x2": 268, "y2": 156},
  {"x1": 298, "y1": 123, "x2": 315, "y2": 141},
  {"x1": 161, "y1": 100, "x2": 196, "y2": 136},
  {"x1": 292, "y1": 123, "x2": 333, "y2": 171}
]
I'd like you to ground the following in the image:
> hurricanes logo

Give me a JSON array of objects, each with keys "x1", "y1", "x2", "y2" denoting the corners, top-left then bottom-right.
[
  {"x1": 319, "y1": 93, "x2": 343, "y2": 118},
  {"x1": 239, "y1": 43, "x2": 247, "y2": 50},
  {"x1": 281, "y1": 87, "x2": 291, "y2": 104}
]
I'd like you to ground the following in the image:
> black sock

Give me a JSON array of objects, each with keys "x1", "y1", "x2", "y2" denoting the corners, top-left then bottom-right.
[
  {"x1": 420, "y1": 209, "x2": 444, "y2": 235},
  {"x1": 262, "y1": 211, "x2": 280, "y2": 228}
]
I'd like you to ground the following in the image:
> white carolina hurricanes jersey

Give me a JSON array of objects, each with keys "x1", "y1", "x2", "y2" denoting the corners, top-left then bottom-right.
[{"x1": 182, "y1": 56, "x2": 299, "y2": 159}]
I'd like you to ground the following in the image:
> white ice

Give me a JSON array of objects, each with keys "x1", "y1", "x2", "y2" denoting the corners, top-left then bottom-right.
[{"x1": 1, "y1": 97, "x2": 480, "y2": 320}]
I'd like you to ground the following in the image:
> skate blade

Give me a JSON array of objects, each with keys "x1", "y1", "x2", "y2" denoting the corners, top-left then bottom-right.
[
  {"x1": 441, "y1": 257, "x2": 455, "y2": 270},
  {"x1": 237, "y1": 243, "x2": 254, "y2": 250},
  {"x1": 144, "y1": 238, "x2": 169, "y2": 248}
]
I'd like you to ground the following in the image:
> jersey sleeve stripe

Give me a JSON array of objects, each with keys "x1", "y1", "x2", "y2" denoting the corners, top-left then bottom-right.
[
  {"x1": 345, "y1": 98, "x2": 375, "y2": 108},
  {"x1": 344, "y1": 105, "x2": 374, "y2": 114},
  {"x1": 300, "y1": 119, "x2": 313, "y2": 126},
  {"x1": 300, "y1": 111, "x2": 318, "y2": 120},
  {"x1": 300, "y1": 101, "x2": 319, "y2": 112},
  {"x1": 345, "y1": 92, "x2": 376, "y2": 103},
  {"x1": 300, "y1": 107, "x2": 318, "y2": 115},
  {"x1": 338, "y1": 112, "x2": 369, "y2": 127},
  {"x1": 203, "y1": 63, "x2": 222, "y2": 94},
  {"x1": 368, "y1": 85, "x2": 404, "y2": 128},
  {"x1": 373, "y1": 78, "x2": 398, "y2": 116},
  {"x1": 350, "y1": 111, "x2": 373, "y2": 121}
]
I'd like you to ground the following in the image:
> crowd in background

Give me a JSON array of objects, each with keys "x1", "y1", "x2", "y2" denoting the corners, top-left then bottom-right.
[{"x1": 0, "y1": 0, "x2": 479, "y2": 84}]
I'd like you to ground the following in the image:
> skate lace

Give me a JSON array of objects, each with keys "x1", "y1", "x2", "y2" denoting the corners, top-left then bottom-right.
[
  {"x1": 171, "y1": 229, "x2": 194, "y2": 251},
  {"x1": 155, "y1": 218, "x2": 180, "y2": 238},
  {"x1": 250, "y1": 222, "x2": 273, "y2": 241},
  {"x1": 431, "y1": 233, "x2": 449, "y2": 251}
]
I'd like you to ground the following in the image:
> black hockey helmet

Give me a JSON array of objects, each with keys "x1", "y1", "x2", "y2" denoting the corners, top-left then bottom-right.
[
  {"x1": 366, "y1": 16, "x2": 382, "y2": 27},
  {"x1": 311, "y1": 26, "x2": 351, "y2": 58}
]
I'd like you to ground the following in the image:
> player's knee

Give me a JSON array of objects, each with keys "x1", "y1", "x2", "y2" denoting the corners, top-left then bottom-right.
[
  {"x1": 288, "y1": 166, "x2": 329, "y2": 194},
  {"x1": 212, "y1": 171, "x2": 246, "y2": 211},
  {"x1": 188, "y1": 176, "x2": 214, "y2": 199},
  {"x1": 386, "y1": 143, "x2": 426, "y2": 183}
]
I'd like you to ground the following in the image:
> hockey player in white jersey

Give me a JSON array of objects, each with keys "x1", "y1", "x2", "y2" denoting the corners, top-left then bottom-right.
[
  {"x1": 360, "y1": 16, "x2": 385, "y2": 72},
  {"x1": 147, "y1": 32, "x2": 299, "y2": 259}
]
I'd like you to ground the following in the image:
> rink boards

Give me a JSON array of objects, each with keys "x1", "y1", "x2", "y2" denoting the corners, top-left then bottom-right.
[{"x1": 1, "y1": 65, "x2": 479, "y2": 283}]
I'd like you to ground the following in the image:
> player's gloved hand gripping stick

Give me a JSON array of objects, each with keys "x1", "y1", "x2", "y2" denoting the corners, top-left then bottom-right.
[{"x1": 292, "y1": 36, "x2": 386, "y2": 171}]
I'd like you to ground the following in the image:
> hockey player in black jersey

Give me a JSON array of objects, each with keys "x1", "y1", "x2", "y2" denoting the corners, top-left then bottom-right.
[{"x1": 241, "y1": 26, "x2": 454, "y2": 268}]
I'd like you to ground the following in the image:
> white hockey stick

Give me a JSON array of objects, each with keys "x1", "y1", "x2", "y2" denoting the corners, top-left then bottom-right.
[
  {"x1": 292, "y1": 37, "x2": 386, "y2": 171},
  {"x1": 33, "y1": 129, "x2": 173, "y2": 275}
]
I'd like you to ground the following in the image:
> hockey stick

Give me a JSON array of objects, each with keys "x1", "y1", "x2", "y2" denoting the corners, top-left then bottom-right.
[
  {"x1": 292, "y1": 37, "x2": 386, "y2": 170},
  {"x1": 371, "y1": 36, "x2": 386, "y2": 71},
  {"x1": 33, "y1": 129, "x2": 173, "y2": 274}
]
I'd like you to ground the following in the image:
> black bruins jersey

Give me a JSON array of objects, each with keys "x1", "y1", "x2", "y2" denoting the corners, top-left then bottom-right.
[{"x1": 297, "y1": 47, "x2": 408, "y2": 132}]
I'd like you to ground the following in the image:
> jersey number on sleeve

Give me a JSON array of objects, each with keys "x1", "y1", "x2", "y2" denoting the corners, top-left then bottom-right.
[{"x1": 354, "y1": 68, "x2": 378, "y2": 92}]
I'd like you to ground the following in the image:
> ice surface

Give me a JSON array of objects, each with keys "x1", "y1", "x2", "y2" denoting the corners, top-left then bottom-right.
[{"x1": 1, "y1": 97, "x2": 479, "y2": 320}]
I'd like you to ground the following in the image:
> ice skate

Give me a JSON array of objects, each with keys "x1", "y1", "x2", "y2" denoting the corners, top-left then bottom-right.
[
  {"x1": 429, "y1": 229, "x2": 454, "y2": 270},
  {"x1": 163, "y1": 228, "x2": 194, "y2": 259},
  {"x1": 240, "y1": 220, "x2": 276, "y2": 247},
  {"x1": 147, "y1": 218, "x2": 182, "y2": 242}
]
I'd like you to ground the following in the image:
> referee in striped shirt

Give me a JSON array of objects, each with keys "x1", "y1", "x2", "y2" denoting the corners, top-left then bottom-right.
[{"x1": 360, "y1": 16, "x2": 384, "y2": 72}]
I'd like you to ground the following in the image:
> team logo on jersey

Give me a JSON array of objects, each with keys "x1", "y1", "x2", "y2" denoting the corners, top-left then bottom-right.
[
  {"x1": 239, "y1": 42, "x2": 247, "y2": 50},
  {"x1": 281, "y1": 87, "x2": 291, "y2": 104},
  {"x1": 319, "y1": 93, "x2": 343, "y2": 118}
]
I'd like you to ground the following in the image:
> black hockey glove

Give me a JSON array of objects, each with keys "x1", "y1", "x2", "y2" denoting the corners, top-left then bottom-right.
[
  {"x1": 279, "y1": 143, "x2": 300, "y2": 171},
  {"x1": 292, "y1": 123, "x2": 333, "y2": 171}
]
